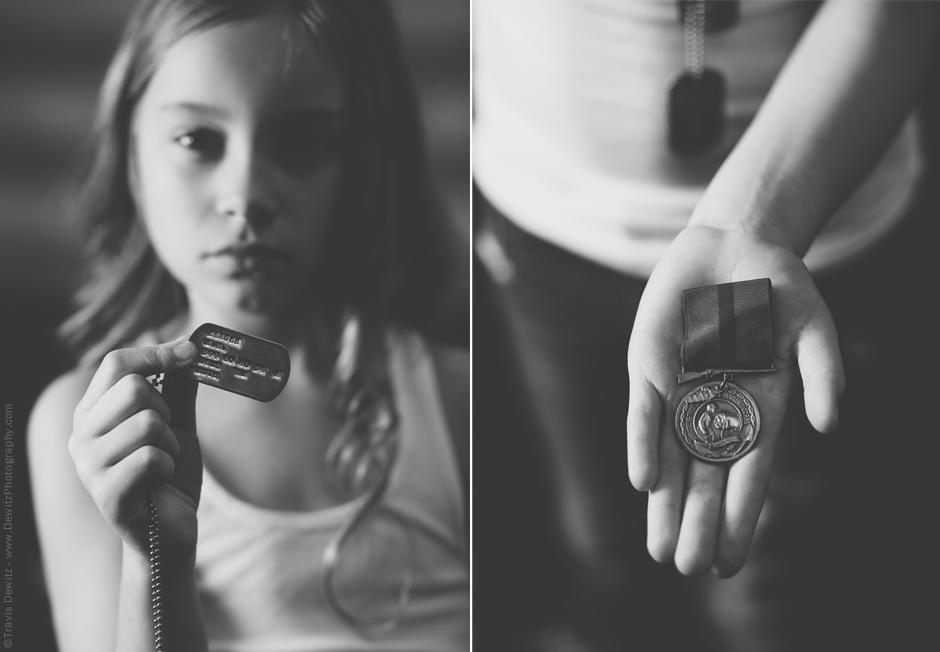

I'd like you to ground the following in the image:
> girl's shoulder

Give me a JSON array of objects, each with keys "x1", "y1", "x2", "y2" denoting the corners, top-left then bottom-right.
[
  {"x1": 27, "y1": 365, "x2": 125, "y2": 650},
  {"x1": 27, "y1": 364, "x2": 101, "y2": 523},
  {"x1": 28, "y1": 365, "x2": 96, "y2": 447},
  {"x1": 27, "y1": 327, "x2": 168, "y2": 450}
]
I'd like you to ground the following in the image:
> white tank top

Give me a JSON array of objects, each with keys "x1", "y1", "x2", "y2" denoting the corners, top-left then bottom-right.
[
  {"x1": 193, "y1": 332, "x2": 469, "y2": 651},
  {"x1": 473, "y1": 0, "x2": 923, "y2": 276}
]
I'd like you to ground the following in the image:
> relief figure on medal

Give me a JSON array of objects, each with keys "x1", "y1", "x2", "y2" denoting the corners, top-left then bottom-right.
[
  {"x1": 676, "y1": 382, "x2": 760, "y2": 462},
  {"x1": 693, "y1": 401, "x2": 752, "y2": 457}
]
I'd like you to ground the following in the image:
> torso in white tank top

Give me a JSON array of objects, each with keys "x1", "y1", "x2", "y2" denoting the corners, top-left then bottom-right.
[
  {"x1": 193, "y1": 330, "x2": 469, "y2": 652},
  {"x1": 473, "y1": 0, "x2": 923, "y2": 276}
]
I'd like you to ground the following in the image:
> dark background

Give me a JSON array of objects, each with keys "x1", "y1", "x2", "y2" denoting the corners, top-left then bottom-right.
[{"x1": 0, "y1": 2, "x2": 467, "y2": 650}]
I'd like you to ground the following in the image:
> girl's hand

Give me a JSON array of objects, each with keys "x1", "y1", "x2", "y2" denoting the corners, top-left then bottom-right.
[
  {"x1": 626, "y1": 225, "x2": 844, "y2": 577},
  {"x1": 68, "y1": 340, "x2": 203, "y2": 564}
]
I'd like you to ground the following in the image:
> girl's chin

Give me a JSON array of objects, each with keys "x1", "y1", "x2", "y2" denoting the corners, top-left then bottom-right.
[{"x1": 196, "y1": 277, "x2": 302, "y2": 316}]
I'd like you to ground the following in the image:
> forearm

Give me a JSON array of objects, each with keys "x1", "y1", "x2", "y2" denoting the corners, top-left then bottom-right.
[
  {"x1": 116, "y1": 544, "x2": 207, "y2": 652},
  {"x1": 691, "y1": 0, "x2": 940, "y2": 255}
]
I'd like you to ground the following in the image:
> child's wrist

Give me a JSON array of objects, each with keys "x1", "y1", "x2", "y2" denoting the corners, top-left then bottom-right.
[
  {"x1": 687, "y1": 209, "x2": 810, "y2": 256},
  {"x1": 123, "y1": 540, "x2": 197, "y2": 579}
]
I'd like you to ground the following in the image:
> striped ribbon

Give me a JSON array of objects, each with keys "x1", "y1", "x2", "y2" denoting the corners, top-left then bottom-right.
[{"x1": 680, "y1": 278, "x2": 773, "y2": 372}]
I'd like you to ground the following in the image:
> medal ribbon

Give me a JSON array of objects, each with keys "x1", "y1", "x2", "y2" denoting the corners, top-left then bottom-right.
[{"x1": 680, "y1": 278, "x2": 773, "y2": 376}]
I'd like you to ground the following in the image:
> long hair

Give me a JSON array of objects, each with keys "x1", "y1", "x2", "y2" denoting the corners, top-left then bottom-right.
[{"x1": 59, "y1": 0, "x2": 456, "y2": 373}]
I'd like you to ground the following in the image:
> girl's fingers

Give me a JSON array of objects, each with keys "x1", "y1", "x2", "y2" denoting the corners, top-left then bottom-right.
[
  {"x1": 626, "y1": 379, "x2": 663, "y2": 491},
  {"x1": 77, "y1": 341, "x2": 197, "y2": 414},
  {"x1": 98, "y1": 409, "x2": 181, "y2": 467},
  {"x1": 674, "y1": 460, "x2": 728, "y2": 576},
  {"x1": 76, "y1": 374, "x2": 172, "y2": 441},
  {"x1": 712, "y1": 430, "x2": 779, "y2": 577},
  {"x1": 647, "y1": 427, "x2": 687, "y2": 564},
  {"x1": 105, "y1": 446, "x2": 176, "y2": 501},
  {"x1": 795, "y1": 307, "x2": 845, "y2": 434}
]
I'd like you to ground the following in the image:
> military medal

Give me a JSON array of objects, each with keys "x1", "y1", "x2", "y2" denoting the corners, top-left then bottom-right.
[
  {"x1": 675, "y1": 279, "x2": 776, "y2": 462},
  {"x1": 668, "y1": 1, "x2": 739, "y2": 157}
]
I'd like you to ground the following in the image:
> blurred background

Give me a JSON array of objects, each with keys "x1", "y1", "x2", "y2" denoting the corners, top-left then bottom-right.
[{"x1": 0, "y1": 1, "x2": 467, "y2": 649}]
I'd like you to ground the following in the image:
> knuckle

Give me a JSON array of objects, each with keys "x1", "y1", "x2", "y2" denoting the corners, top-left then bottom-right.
[
  {"x1": 68, "y1": 441, "x2": 95, "y2": 488},
  {"x1": 118, "y1": 374, "x2": 150, "y2": 403},
  {"x1": 693, "y1": 478, "x2": 725, "y2": 501},
  {"x1": 97, "y1": 483, "x2": 125, "y2": 521},
  {"x1": 660, "y1": 456, "x2": 685, "y2": 479},
  {"x1": 70, "y1": 450, "x2": 88, "y2": 482},
  {"x1": 71, "y1": 406, "x2": 84, "y2": 432},
  {"x1": 100, "y1": 350, "x2": 123, "y2": 374},
  {"x1": 136, "y1": 445, "x2": 162, "y2": 471},
  {"x1": 67, "y1": 433, "x2": 95, "y2": 476},
  {"x1": 135, "y1": 446, "x2": 173, "y2": 479},
  {"x1": 66, "y1": 432, "x2": 80, "y2": 461},
  {"x1": 136, "y1": 409, "x2": 165, "y2": 436}
]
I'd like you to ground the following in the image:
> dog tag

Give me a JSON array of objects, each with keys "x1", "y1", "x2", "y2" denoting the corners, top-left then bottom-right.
[
  {"x1": 668, "y1": 68, "x2": 726, "y2": 157},
  {"x1": 184, "y1": 323, "x2": 290, "y2": 402}
]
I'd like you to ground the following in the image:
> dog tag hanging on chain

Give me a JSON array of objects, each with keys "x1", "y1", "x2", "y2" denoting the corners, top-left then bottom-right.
[
  {"x1": 669, "y1": 70, "x2": 725, "y2": 156},
  {"x1": 675, "y1": 279, "x2": 777, "y2": 463},
  {"x1": 668, "y1": 0, "x2": 735, "y2": 156},
  {"x1": 146, "y1": 324, "x2": 291, "y2": 651}
]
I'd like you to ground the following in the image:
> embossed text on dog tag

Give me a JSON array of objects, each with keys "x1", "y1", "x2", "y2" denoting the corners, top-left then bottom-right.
[{"x1": 185, "y1": 323, "x2": 290, "y2": 402}]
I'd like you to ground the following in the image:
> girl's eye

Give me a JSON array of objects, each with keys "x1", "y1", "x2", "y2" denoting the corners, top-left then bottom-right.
[{"x1": 174, "y1": 129, "x2": 224, "y2": 158}]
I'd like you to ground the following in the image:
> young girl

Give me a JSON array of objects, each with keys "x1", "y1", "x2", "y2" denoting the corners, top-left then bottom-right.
[{"x1": 26, "y1": 1, "x2": 469, "y2": 650}]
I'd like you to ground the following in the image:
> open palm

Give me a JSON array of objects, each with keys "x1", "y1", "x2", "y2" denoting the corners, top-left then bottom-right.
[{"x1": 626, "y1": 225, "x2": 844, "y2": 577}]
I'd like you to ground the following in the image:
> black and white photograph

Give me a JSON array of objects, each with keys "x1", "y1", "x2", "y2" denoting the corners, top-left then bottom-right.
[
  {"x1": 473, "y1": 1, "x2": 938, "y2": 651},
  {"x1": 2, "y1": 1, "x2": 468, "y2": 650},
  {"x1": 4, "y1": 1, "x2": 940, "y2": 651}
]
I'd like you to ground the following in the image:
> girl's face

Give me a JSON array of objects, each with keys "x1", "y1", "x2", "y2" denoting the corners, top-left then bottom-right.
[{"x1": 132, "y1": 11, "x2": 346, "y2": 316}]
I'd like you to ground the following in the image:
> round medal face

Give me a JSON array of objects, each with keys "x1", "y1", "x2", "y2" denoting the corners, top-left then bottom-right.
[{"x1": 675, "y1": 380, "x2": 760, "y2": 463}]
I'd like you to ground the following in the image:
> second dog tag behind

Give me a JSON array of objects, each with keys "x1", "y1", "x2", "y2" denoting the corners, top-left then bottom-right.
[{"x1": 186, "y1": 323, "x2": 290, "y2": 402}]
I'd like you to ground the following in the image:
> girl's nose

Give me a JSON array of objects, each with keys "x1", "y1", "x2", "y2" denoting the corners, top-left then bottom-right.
[
  {"x1": 215, "y1": 150, "x2": 276, "y2": 231},
  {"x1": 216, "y1": 194, "x2": 275, "y2": 231}
]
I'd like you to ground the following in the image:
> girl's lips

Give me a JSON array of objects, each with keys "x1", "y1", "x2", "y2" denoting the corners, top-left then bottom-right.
[
  {"x1": 204, "y1": 243, "x2": 291, "y2": 278},
  {"x1": 206, "y1": 243, "x2": 290, "y2": 261}
]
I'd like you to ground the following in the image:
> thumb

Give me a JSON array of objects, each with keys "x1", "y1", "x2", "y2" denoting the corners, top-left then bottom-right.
[
  {"x1": 795, "y1": 302, "x2": 845, "y2": 434},
  {"x1": 80, "y1": 339, "x2": 198, "y2": 411}
]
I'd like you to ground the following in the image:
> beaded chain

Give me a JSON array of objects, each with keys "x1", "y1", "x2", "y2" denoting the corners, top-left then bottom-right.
[{"x1": 148, "y1": 485, "x2": 164, "y2": 651}]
